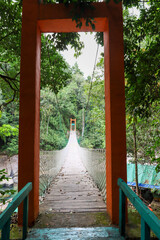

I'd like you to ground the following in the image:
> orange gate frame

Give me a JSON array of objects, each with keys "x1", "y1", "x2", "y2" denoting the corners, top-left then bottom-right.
[
  {"x1": 70, "y1": 118, "x2": 76, "y2": 131},
  {"x1": 18, "y1": 0, "x2": 126, "y2": 226}
]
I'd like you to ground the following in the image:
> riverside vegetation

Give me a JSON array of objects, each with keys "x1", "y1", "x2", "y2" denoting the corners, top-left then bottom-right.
[{"x1": 0, "y1": 0, "x2": 160, "y2": 204}]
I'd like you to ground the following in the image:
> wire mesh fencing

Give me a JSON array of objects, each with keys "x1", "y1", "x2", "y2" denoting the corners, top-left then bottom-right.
[
  {"x1": 39, "y1": 133, "x2": 106, "y2": 202},
  {"x1": 39, "y1": 146, "x2": 68, "y2": 196},
  {"x1": 79, "y1": 147, "x2": 106, "y2": 201}
]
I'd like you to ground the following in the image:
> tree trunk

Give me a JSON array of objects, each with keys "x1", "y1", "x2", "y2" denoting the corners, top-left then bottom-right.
[
  {"x1": 46, "y1": 115, "x2": 50, "y2": 135},
  {"x1": 55, "y1": 95, "x2": 68, "y2": 129},
  {"x1": 133, "y1": 117, "x2": 139, "y2": 195}
]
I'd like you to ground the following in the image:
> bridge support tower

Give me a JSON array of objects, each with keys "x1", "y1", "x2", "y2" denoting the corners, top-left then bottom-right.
[
  {"x1": 19, "y1": 0, "x2": 126, "y2": 226},
  {"x1": 70, "y1": 118, "x2": 76, "y2": 131}
]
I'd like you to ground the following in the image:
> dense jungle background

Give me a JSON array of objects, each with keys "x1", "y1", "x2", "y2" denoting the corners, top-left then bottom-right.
[{"x1": 0, "y1": 0, "x2": 160, "y2": 173}]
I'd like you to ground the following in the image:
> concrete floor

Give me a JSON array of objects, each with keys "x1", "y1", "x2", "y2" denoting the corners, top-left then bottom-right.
[{"x1": 26, "y1": 227, "x2": 124, "y2": 239}]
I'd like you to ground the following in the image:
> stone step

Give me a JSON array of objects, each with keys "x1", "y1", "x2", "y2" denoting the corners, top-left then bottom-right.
[{"x1": 26, "y1": 227, "x2": 124, "y2": 239}]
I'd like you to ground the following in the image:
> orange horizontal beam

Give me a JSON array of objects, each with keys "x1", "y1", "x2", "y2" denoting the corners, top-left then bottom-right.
[
  {"x1": 37, "y1": 2, "x2": 118, "y2": 32},
  {"x1": 38, "y1": 18, "x2": 107, "y2": 33}
]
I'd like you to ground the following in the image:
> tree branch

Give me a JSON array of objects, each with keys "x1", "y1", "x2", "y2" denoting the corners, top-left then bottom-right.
[
  {"x1": 0, "y1": 73, "x2": 19, "y2": 108},
  {"x1": 0, "y1": 30, "x2": 18, "y2": 42}
]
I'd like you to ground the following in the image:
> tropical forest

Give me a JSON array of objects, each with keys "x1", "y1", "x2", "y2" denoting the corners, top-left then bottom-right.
[{"x1": 0, "y1": 0, "x2": 160, "y2": 238}]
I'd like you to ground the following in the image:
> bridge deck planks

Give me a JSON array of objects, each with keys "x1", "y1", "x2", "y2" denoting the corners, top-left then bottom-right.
[{"x1": 40, "y1": 133, "x2": 106, "y2": 213}]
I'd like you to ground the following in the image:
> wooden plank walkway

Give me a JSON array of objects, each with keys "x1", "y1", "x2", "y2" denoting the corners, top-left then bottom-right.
[{"x1": 40, "y1": 132, "x2": 106, "y2": 213}]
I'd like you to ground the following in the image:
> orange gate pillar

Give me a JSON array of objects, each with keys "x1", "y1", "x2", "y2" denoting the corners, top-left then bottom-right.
[
  {"x1": 18, "y1": 0, "x2": 41, "y2": 226},
  {"x1": 104, "y1": 4, "x2": 126, "y2": 224}
]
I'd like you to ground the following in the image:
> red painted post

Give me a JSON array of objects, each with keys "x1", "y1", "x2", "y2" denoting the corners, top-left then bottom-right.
[
  {"x1": 103, "y1": 3, "x2": 127, "y2": 224},
  {"x1": 18, "y1": 0, "x2": 41, "y2": 226}
]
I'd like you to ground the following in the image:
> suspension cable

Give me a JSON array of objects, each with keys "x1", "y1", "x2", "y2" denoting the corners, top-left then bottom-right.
[{"x1": 85, "y1": 43, "x2": 99, "y2": 111}]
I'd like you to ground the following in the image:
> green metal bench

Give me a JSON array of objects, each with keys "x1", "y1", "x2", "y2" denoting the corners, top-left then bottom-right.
[
  {"x1": 0, "y1": 182, "x2": 32, "y2": 240},
  {"x1": 118, "y1": 178, "x2": 160, "y2": 240}
]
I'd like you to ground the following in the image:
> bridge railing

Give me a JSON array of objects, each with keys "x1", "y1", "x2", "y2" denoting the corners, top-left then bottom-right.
[
  {"x1": 118, "y1": 178, "x2": 160, "y2": 239},
  {"x1": 0, "y1": 182, "x2": 32, "y2": 240},
  {"x1": 39, "y1": 146, "x2": 68, "y2": 196},
  {"x1": 79, "y1": 147, "x2": 106, "y2": 201}
]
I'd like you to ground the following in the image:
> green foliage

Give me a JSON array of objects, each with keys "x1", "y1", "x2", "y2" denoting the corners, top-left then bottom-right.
[
  {"x1": 144, "y1": 106, "x2": 160, "y2": 172},
  {"x1": 0, "y1": 0, "x2": 21, "y2": 107},
  {"x1": 58, "y1": 64, "x2": 86, "y2": 126},
  {"x1": 0, "y1": 169, "x2": 16, "y2": 204},
  {"x1": 80, "y1": 58, "x2": 105, "y2": 149},
  {"x1": 40, "y1": 87, "x2": 67, "y2": 150},
  {"x1": 124, "y1": 11, "x2": 160, "y2": 118},
  {"x1": 41, "y1": 35, "x2": 72, "y2": 94},
  {"x1": 126, "y1": 115, "x2": 159, "y2": 164},
  {"x1": 0, "y1": 124, "x2": 18, "y2": 143},
  {"x1": 0, "y1": 0, "x2": 87, "y2": 107},
  {"x1": 124, "y1": 3, "x2": 160, "y2": 173},
  {"x1": 6, "y1": 138, "x2": 19, "y2": 157},
  {"x1": 80, "y1": 137, "x2": 94, "y2": 148},
  {"x1": 0, "y1": 124, "x2": 19, "y2": 155},
  {"x1": 45, "y1": 33, "x2": 84, "y2": 57},
  {"x1": 40, "y1": 130, "x2": 68, "y2": 150},
  {"x1": 40, "y1": 63, "x2": 86, "y2": 150},
  {"x1": 69, "y1": 2, "x2": 96, "y2": 30}
]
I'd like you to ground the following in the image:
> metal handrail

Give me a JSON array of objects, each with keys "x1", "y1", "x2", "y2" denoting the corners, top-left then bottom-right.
[
  {"x1": 118, "y1": 178, "x2": 160, "y2": 239},
  {"x1": 0, "y1": 182, "x2": 32, "y2": 240}
]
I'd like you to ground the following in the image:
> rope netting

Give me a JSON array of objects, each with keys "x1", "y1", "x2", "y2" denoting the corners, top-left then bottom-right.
[
  {"x1": 79, "y1": 147, "x2": 106, "y2": 201},
  {"x1": 39, "y1": 146, "x2": 68, "y2": 196},
  {"x1": 39, "y1": 133, "x2": 106, "y2": 201}
]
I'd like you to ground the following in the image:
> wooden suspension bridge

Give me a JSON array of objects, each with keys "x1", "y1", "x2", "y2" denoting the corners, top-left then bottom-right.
[{"x1": 40, "y1": 132, "x2": 106, "y2": 214}]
